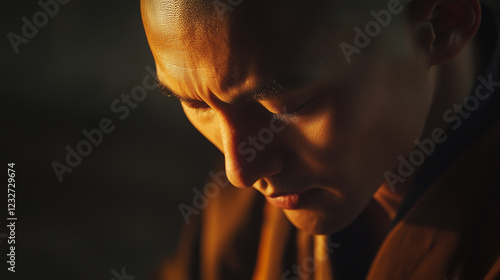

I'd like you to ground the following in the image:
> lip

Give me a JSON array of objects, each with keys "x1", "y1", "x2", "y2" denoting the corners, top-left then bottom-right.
[{"x1": 265, "y1": 192, "x2": 305, "y2": 209}]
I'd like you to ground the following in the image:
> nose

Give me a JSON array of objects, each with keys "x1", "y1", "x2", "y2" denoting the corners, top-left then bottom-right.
[{"x1": 217, "y1": 106, "x2": 284, "y2": 188}]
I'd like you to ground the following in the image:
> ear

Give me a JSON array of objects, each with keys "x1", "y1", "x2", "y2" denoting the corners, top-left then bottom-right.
[{"x1": 410, "y1": 0, "x2": 481, "y2": 66}]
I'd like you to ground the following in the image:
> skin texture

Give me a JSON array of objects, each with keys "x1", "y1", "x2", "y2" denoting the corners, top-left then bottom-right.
[{"x1": 141, "y1": 0, "x2": 481, "y2": 234}]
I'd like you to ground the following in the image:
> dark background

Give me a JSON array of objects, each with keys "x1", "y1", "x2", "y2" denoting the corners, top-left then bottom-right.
[
  {"x1": 2, "y1": 1, "x2": 500, "y2": 280},
  {"x1": 3, "y1": 1, "x2": 220, "y2": 279}
]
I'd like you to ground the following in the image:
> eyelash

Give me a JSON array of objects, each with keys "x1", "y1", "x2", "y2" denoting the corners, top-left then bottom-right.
[
  {"x1": 184, "y1": 102, "x2": 211, "y2": 111},
  {"x1": 184, "y1": 98, "x2": 312, "y2": 121},
  {"x1": 274, "y1": 98, "x2": 314, "y2": 120},
  {"x1": 273, "y1": 108, "x2": 300, "y2": 122}
]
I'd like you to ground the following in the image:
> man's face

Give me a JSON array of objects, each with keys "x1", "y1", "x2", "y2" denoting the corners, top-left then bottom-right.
[{"x1": 142, "y1": 0, "x2": 434, "y2": 233}]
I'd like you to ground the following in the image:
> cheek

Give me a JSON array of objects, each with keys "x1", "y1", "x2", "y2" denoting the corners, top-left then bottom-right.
[
  {"x1": 296, "y1": 109, "x2": 336, "y2": 151},
  {"x1": 183, "y1": 106, "x2": 223, "y2": 151},
  {"x1": 285, "y1": 96, "x2": 347, "y2": 175}
]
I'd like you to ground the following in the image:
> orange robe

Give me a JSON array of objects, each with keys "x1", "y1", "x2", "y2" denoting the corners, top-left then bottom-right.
[{"x1": 151, "y1": 117, "x2": 500, "y2": 280}]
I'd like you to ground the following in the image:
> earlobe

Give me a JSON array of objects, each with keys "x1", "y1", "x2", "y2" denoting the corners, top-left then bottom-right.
[{"x1": 412, "y1": 0, "x2": 481, "y2": 66}]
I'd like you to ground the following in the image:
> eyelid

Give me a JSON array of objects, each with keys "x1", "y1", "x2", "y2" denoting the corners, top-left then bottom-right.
[
  {"x1": 274, "y1": 95, "x2": 316, "y2": 115},
  {"x1": 182, "y1": 100, "x2": 211, "y2": 110}
]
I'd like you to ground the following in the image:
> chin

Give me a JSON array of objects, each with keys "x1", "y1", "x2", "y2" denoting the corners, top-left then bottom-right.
[
  {"x1": 283, "y1": 208, "x2": 358, "y2": 234},
  {"x1": 281, "y1": 187, "x2": 368, "y2": 234}
]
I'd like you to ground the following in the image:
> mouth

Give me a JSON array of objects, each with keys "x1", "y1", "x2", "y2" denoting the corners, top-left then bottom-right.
[{"x1": 265, "y1": 190, "x2": 310, "y2": 209}]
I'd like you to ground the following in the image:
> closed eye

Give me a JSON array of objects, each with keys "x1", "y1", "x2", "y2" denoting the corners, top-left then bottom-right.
[
  {"x1": 181, "y1": 100, "x2": 211, "y2": 110},
  {"x1": 272, "y1": 97, "x2": 316, "y2": 119}
]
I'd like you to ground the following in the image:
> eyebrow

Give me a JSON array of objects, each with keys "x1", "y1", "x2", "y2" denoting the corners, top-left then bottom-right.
[{"x1": 156, "y1": 77, "x2": 301, "y2": 105}]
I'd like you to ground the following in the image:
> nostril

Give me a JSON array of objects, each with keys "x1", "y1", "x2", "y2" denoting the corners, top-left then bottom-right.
[{"x1": 225, "y1": 152, "x2": 285, "y2": 189}]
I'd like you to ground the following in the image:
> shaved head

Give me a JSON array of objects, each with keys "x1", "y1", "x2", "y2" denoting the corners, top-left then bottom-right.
[{"x1": 142, "y1": 0, "x2": 412, "y2": 100}]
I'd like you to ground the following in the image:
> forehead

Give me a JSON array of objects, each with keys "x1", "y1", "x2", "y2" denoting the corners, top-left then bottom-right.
[{"x1": 140, "y1": 0, "x2": 399, "y2": 99}]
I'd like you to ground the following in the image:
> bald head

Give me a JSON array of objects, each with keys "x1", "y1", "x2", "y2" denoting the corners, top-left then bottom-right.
[
  {"x1": 141, "y1": 0, "x2": 412, "y2": 23},
  {"x1": 140, "y1": 0, "x2": 413, "y2": 64},
  {"x1": 141, "y1": 0, "x2": 412, "y2": 92}
]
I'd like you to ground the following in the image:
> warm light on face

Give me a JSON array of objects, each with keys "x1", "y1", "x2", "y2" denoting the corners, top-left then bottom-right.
[{"x1": 142, "y1": 0, "x2": 435, "y2": 233}]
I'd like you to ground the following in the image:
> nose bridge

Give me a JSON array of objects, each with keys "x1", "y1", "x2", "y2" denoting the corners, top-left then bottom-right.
[{"x1": 218, "y1": 107, "x2": 284, "y2": 188}]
